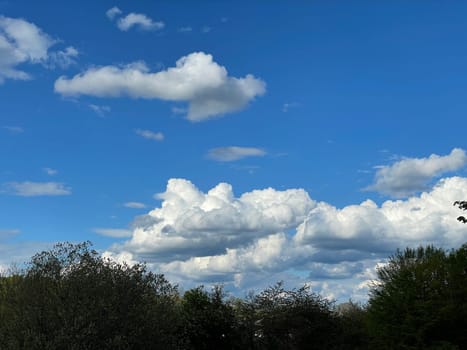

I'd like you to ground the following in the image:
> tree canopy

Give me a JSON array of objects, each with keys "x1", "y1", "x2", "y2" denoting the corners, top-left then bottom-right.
[
  {"x1": 1, "y1": 241, "x2": 466, "y2": 349},
  {"x1": 367, "y1": 244, "x2": 467, "y2": 349}
]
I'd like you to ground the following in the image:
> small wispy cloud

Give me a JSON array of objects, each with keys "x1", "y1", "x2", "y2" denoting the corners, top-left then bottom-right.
[
  {"x1": 106, "y1": 7, "x2": 164, "y2": 32},
  {"x1": 117, "y1": 13, "x2": 164, "y2": 32},
  {"x1": 46, "y1": 46, "x2": 79, "y2": 69},
  {"x1": 207, "y1": 146, "x2": 266, "y2": 162},
  {"x1": 43, "y1": 167, "x2": 58, "y2": 176},
  {"x1": 88, "y1": 104, "x2": 111, "y2": 116},
  {"x1": 93, "y1": 228, "x2": 132, "y2": 238},
  {"x1": 3, "y1": 126, "x2": 24, "y2": 134},
  {"x1": 178, "y1": 26, "x2": 192, "y2": 33},
  {"x1": 4, "y1": 181, "x2": 71, "y2": 197},
  {"x1": 135, "y1": 128, "x2": 164, "y2": 141},
  {"x1": 106, "y1": 6, "x2": 122, "y2": 20},
  {"x1": 282, "y1": 102, "x2": 300, "y2": 112},
  {"x1": 124, "y1": 202, "x2": 146, "y2": 209}
]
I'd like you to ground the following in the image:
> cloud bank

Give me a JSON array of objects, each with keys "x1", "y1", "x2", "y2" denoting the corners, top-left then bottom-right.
[
  {"x1": 54, "y1": 52, "x2": 266, "y2": 121},
  {"x1": 105, "y1": 176, "x2": 467, "y2": 300}
]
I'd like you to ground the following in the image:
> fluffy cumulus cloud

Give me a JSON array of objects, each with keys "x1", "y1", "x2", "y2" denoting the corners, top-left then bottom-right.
[
  {"x1": 105, "y1": 176, "x2": 467, "y2": 301},
  {"x1": 207, "y1": 146, "x2": 266, "y2": 162},
  {"x1": 4, "y1": 181, "x2": 71, "y2": 196},
  {"x1": 0, "y1": 16, "x2": 77, "y2": 83},
  {"x1": 107, "y1": 179, "x2": 314, "y2": 260},
  {"x1": 54, "y1": 52, "x2": 266, "y2": 121},
  {"x1": 367, "y1": 148, "x2": 467, "y2": 197}
]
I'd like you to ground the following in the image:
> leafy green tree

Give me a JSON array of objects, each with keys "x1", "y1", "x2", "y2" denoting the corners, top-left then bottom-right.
[
  {"x1": 0, "y1": 242, "x2": 182, "y2": 349},
  {"x1": 251, "y1": 282, "x2": 339, "y2": 350},
  {"x1": 367, "y1": 245, "x2": 467, "y2": 350},
  {"x1": 335, "y1": 301, "x2": 369, "y2": 350},
  {"x1": 181, "y1": 285, "x2": 238, "y2": 350}
]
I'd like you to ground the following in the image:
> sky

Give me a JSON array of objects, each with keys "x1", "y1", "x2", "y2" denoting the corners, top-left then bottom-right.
[{"x1": 1, "y1": 0, "x2": 467, "y2": 302}]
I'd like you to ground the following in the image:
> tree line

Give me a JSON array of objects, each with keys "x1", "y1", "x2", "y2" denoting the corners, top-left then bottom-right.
[{"x1": 0, "y1": 241, "x2": 466, "y2": 349}]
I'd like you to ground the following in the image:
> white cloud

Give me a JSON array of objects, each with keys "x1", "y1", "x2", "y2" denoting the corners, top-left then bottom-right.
[
  {"x1": 109, "y1": 179, "x2": 315, "y2": 261},
  {"x1": 207, "y1": 146, "x2": 266, "y2": 162},
  {"x1": 124, "y1": 202, "x2": 146, "y2": 209},
  {"x1": 104, "y1": 176, "x2": 467, "y2": 302},
  {"x1": 117, "y1": 13, "x2": 164, "y2": 32},
  {"x1": 88, "y1": 104, "x2": 111, "y2": 116},
  {"x1": 367, "y1": 148, "x2": 467, "y2": 197},
  {"x1": 106, "y1": 6, "x2": 122, "y2": 20},
  {"x1": 93, "y1": 228, "x2": 132, "y2": 238},
  {"x1": 54, "y1": 52, "x2": 266, "y2": 121},
  {"x1": 4, "y1": 181, "x2": 71, "y2": 196},
  {"x1": 43, "y1": 167, "x2": 57, "y2": 176},
  {"x1": 282, "y1": 102, "x2": 299, "y2": 112},
  {"x1": 296, "y1": 176, "x2": 467, "y2": 253},
  {"x1": 0, "y1": 16, "x2": 78, "y2": 83},
  {"x1": 47, "y1": 46, "x2": 78, "y2": 69},
  {"x1": 2, "y1": 125, "x2": 23, "y2": 134},
  {"x1": 135, "y1": 128, "x2": 164, "y2": 141},
  {"x1": 0, "y1": 15, "x2": 53, "y2": 82}
]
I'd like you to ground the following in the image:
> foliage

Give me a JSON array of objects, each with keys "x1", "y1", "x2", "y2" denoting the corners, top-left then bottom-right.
[
  {"x1": 367, "y1": 245, "x2": 467, "y2": 350},
  {"x1": 336, "y1": 301, "x2": 370, "y2": 350},
  {"x1": 181, "y1": 285, "x2": 238, "y2": 349},
  {"x1": 2, "y1": 241, "x2": 467, "y2": 349},
  {"x1": 454, "y1": 200, "x2": 467, "y2": 223},
  {"x1": 249, "y1": 282, "x2": 340, "y2": 349},
  {"x1": 0, "y1": 242, "x2": 182, "y2": 349}
]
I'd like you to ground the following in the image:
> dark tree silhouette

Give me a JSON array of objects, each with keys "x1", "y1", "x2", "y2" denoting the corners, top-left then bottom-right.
[
  {"x1": 367, "y1": 245, "x2": 467, "y2": 349},
  {"x1": 454, "y1": 200, "x2": 467, "y2": 223}
]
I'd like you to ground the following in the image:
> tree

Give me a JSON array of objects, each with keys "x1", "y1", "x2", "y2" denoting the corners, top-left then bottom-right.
[
  {"x1": 250, "y1": 282, "x2": 339, "y2": 350},
  {"x1": 181, "y1": 285, "x2": 238, "y2": 349},
  {"x1": 367, "y1": 245, "x2": 467, "y2": 349},
  {"x1": 336, "y1": 301, "x2": 369, "y2": 350},
  {"x1": 0, "y1": 242, "x2": 182, "y2": 349},
  {"x1": 453, "y1": 201, "x2": 467, "y2": 223}
]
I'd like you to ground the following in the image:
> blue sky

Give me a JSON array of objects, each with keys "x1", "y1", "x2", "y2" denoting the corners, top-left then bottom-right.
[{"x1": 1, "y1": 0, "x2": 467, "y2": 301}]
